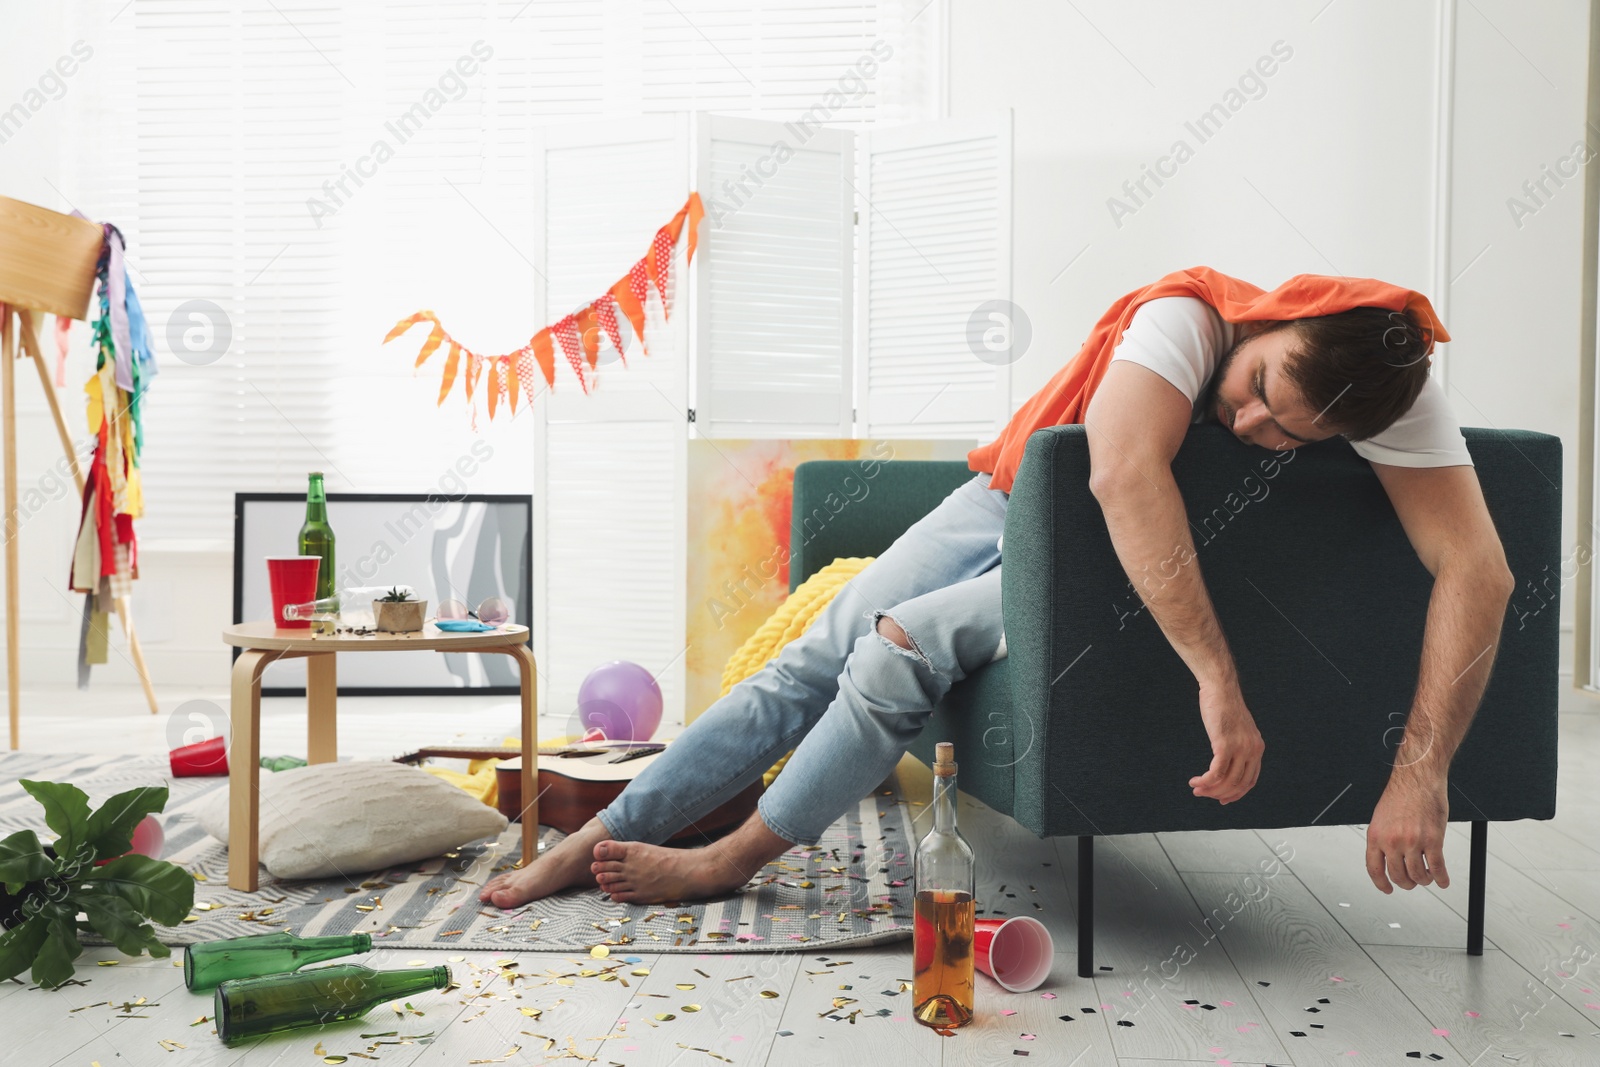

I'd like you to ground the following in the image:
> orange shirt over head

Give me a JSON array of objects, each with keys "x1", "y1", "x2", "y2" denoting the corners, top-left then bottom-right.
[{"x1": 967, "y1": 266, "x2": 1451, "y2": 495}]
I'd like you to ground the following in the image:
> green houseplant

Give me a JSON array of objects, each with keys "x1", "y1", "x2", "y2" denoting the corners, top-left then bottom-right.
[
  {"x1": 0, "y1": 781, "x2": 193, "y2": 989},
  {"x1": 373, "y1": 586, "x2": 427, "y2": 633}
]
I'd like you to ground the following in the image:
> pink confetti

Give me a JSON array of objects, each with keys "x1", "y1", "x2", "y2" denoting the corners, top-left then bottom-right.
[
  {"x1": 731, "y1": 1035, "x2": 745, "y2": 1042},
  {"x1": 1209, "y1": 1048, "x2": 1224, "y2": 1054},
  {"x1": 1215, "y1": 1059, "x2": 1232, "y2": 1066},
  {"x1": 624, "y1": 1047, "x2": 638, "y2": 1053},
  {"x1": 1432, "y1": 1028, "x2": 1449, "y2": 1036},
  {"x1": 1465, "y1": 1011, "x2": 1480, "y2": 1018},
  {"x1": 1002, "y1": 1009, "x2": 1018, "y2": 1016},
  {"x1": 1040, "y1": 993, "x2": 1057, "y2": 1000},
  {"x1": 1331, "y1": 975, "x2": 1345, "y2": 982},
  {"x1": 1121, "y1": 991, "x2": 1135, "y2": 997},
  {"x1": 1586, "y1": 1003, "x2": 1600, "y2": 1010},
  {"x1": 1220, "y1": 999, "x2": 1235, "y2": 1006},
  {"x1": 1558, "y1": 923, "x2": 1572, "y2": 929},
  {"x1": 1020, "y1": 1033, "x2": 1036, "y2": 1040},
  {"x1": 1101, "y1": 1003, "x2": 1113, "y2": 1011},
  {"x1": 1345, "y1": 1052, "x2": 1359, "y2": 1057},
  {"x1": 1182, "y1": 1003, "x2": 1197, "y2": 1010}
]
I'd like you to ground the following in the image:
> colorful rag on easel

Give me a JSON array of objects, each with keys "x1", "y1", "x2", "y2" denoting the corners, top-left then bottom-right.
[
  {"x1": 385, "y1": 193, "x2": 705, "y2": 421},
  {"x1": 67, "y1": 224, "x2": 157, "y2": 684}
]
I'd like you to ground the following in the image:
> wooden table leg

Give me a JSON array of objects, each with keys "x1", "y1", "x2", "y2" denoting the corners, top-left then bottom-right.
[
  {"x1": 504, "y1": 643, "x2": 539, "y2": 867},
  {"x1": 306, "y1": 652, "x2": 337, "y2": 764},
  {"x1": 228, "y1": 650, "x2": 270, "y2": 892}
]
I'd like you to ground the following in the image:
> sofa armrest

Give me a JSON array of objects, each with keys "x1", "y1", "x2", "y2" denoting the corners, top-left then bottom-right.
[
  {"x1": 788, "y1": 458, "x2": 975, "y2": 593},
  {"x1": 1001, "y1": 424, "x2": 1562, "y2": 838}
]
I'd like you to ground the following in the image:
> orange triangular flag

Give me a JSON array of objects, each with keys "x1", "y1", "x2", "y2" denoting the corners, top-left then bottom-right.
[
  {"x1": 486, "y1": 359, "x2": 501, "y2": 419},
  {"x1": 685, "y1": 192, "x2": 705, "y2": 266},
  {"x1": 505, "y1": 356, "x2": 520, "y2": 411},
  {"x1": 531, "y1": 329, "x2": 556, "y2": 388},
  {"x1": 575, "y1": 303, "x2": 601, "y2": 370},
  {"x1": 384, "y1": 310, "x2": 437, "y2": 344},
  {"x1": 415, "y1": 323, "x2": 446, "y2": 369},
  {"x1": 437, "y1": 342, "x2": 461, "y2": 405}
]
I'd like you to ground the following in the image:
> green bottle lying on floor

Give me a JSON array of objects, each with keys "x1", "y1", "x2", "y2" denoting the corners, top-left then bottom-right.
[
  {"x1": 213, "y1": 964, "x2": 453, "y2": 1045},
  {"x1": 184, "y1": 931, "x2": 373, "y2": 991}
]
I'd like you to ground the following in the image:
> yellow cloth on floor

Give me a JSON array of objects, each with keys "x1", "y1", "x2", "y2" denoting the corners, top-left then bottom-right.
[
  {"x1": 718, "y1": 556, "x2": 874, "y2": 787},
  {"x1": 421, "y1": 736, "x2": 524, "y2": 807}
]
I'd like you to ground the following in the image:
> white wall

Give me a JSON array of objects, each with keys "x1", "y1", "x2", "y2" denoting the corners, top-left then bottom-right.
[{"x1": 948, "y1": 0, "x2": 1594, "y2": 708}]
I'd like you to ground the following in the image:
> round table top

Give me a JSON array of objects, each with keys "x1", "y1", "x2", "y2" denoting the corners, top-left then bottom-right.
[{"x1": 222, "y1": 620, "x2": 529, "y2": 652}]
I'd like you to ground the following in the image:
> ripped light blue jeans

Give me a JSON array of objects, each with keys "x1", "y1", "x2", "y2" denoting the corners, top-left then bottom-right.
[{"x1": 596, "y1": 471, "x2": 1008, "y2": 846}]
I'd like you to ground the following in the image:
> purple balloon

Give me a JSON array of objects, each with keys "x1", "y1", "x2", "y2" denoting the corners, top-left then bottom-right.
[{"x1": 577, "y1": 660, "x2": 663, "y2": 742}]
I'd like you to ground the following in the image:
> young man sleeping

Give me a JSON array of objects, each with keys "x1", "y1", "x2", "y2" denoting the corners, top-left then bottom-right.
[{"x1": 480, "y1": 266, "x2": 1512, "y2": 908}]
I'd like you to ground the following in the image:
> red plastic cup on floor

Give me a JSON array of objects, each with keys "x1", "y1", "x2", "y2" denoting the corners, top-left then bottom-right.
[
  {"x1": 267, "y1": 555, "x2": 321, "y2": 629},
  {"x1": 170, "y1": 735, "x2": 229, "y2": 777},
  {"x1": 974, "y1": 915, "x2": 1054, "y2": 992}
]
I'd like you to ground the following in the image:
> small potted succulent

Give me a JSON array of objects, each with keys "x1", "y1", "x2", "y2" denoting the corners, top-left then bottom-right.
[
  {"x1": 373, "y1": 586, "x2": 427, "y2": 633},
  {"x1": 0, "y1": 780, "x2": 193, "y2": 989}
]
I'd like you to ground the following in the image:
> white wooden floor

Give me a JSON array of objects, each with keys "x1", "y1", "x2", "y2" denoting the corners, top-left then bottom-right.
[{"x1": 5, "y1": 683, "x2": 1600, "y2": 1066}]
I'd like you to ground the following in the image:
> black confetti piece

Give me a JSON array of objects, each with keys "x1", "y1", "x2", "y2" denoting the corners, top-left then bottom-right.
[
  {"x1": 1057, "y1": 1014, "x2": 1074, "y2": 1022},
  {"x1": 1098, "y1": 965, "x2": 1113, "y2": 972},
  {"x1": 1184, "y1": 999, "x2": 1199, "y2": 1005},
  {"x1": 1317, "y1": 998, "x2": 1330, "y2": 1004},
  {"x1": 1257, "y1": 980, "x2": 1271, "y2": 986},
  {"x1": 1081, "y1": 1008, "x2": 1096, "y2": 1014},
  {"x1": 1290, "y1": 1031, "x2": 1306, "y2": 1038},
  {"x1": 1305, "y1": 1006, "x2": 1320, "y2": 1013},
  {"x1": 1407, "y1": 1054, "x2": 1421, "y2": 1060},
  {"x1": 1201, "y1": 1004, "x2": 1217, "y2": 1011},
  {"x1": 1116, "y1": 1020, "x2": 1134, "y2": 1027},
  {"x1": 1013, "y1": 1051, "x2": 1030, "y2": 1057}
]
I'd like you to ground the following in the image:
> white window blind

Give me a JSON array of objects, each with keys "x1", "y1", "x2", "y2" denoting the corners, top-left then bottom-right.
[
  {"x1": 59, "y1": 0, "x2": 944, "y2": 545},
  {"x1": 856, "y1": 112, "x2": 1013, "y2": 437}
]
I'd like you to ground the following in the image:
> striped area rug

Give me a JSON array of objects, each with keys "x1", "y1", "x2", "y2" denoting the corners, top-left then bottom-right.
[{"x1": 0, "y1": 751, "x2": 916, "y2": 954}]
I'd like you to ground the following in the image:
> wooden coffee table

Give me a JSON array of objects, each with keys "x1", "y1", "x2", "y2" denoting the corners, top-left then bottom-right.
[{"x1": 220, "y1": 621, "x2": 537, "y2": 891}]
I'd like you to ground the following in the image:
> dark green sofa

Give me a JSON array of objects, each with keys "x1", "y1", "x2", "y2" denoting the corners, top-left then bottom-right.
[{"x1": 789, "y1": 425, "x2": 1561, "y2": 975}]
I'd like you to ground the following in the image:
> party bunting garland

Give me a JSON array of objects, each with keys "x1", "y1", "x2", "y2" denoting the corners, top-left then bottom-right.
[{"x1": 386, "y1": 192, "x2": 705, "y2": 421}]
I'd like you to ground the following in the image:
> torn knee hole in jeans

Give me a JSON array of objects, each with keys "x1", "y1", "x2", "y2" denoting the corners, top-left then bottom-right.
[{"x1": 873, "y1": 611, "x2": 932, "y2": 668}]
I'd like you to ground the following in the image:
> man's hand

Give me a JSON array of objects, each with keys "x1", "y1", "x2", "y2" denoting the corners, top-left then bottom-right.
[
  {"x1": 1188, "y1": 682, "x2": 1265, "y2": 804},
  {"x1": 1365, "y1": 777, "x2": 1450, "y2": 893}
]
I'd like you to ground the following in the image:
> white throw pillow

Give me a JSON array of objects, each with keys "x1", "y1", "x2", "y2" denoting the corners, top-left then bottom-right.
[{"x1": 198, "y1": 760, "x2": 508, "y2": 880}]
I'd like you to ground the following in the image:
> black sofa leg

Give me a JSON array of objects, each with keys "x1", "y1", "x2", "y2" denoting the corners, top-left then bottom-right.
[
  {"x1": 1078, "y1": 835, "x2": 1094, "y2": 978},
  {"x1": 1467, "y1": 819, "x2": 1487, "y2": 956}
]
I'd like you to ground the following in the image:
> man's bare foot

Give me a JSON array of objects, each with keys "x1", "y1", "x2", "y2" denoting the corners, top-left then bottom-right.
[
  {"x1": 478, "y1": 818, "x2": 609, "y2": 908},
  {"x1": 589, "y1": 811, "x2": 791, "y2": 904}
]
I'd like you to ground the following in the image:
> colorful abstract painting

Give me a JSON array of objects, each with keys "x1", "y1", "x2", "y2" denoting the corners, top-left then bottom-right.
[{"x1": 685, "y1": 438, "x2": 973, "y2": 721}]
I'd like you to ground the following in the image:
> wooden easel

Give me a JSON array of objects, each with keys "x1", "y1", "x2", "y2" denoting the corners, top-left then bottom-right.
[{"x1": 1, "y1": 197, "x2": 159, "y2": 750}]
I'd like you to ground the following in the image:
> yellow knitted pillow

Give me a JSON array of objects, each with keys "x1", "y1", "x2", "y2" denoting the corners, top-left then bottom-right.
[{"x1": 719, "y1": 556, "x2": 875, "y2": 786}]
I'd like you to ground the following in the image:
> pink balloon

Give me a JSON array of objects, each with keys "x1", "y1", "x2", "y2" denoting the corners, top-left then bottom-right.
[{"x1": 577, "y1": 661, "x2": 663, "y2": 742}]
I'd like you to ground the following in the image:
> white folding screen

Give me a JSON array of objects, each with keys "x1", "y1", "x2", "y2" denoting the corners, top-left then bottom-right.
[
  {"x1": 534, "y1": 110, "x2": 1010, "y2": 726},
  {"x1": 856, "y1": 112, "x2": 1013, "y2": 438},
  {"x1": 692, "y1": 115, "x2": 855, "y2": 437},
  {"x1": 532, "y1": 116, "x2": 693, "y2": 728}
]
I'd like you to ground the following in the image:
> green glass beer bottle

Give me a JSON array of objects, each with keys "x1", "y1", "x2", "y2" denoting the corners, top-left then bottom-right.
[
  {"x1": 214, "y1": 963, "x2": 452, "y2": 1046},
  {"x1": 297, "y1": 472, "x2": 336, "y2": 631},
  {"x1": 184, "y1": 931, "x2": 373, "y2": 991}
]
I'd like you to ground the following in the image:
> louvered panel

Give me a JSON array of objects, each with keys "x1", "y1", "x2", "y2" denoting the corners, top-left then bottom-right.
[
  {"x1": 857, "y1": 113, "x2": 1012, "y2": 438},
  {"x1": 536, "y1": 117, "x2": 692, "y2": 420},
  {"x1": 539, "y1": 418, "x2": 686, "y2": 725},
  {"x1": 693, "y1": 115, "x2": 852, "y2": 437}
]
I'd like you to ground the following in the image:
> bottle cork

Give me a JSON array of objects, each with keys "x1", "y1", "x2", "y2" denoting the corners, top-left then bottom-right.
[{"x1": 933, "y1": 741, "x2": 957, "y2": 777}]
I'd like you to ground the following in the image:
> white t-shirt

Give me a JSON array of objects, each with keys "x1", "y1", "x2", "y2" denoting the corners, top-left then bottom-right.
[
  {"x1": 1109, "y1": 296, "x2": 1473, "y2": 467},
  {"x1": 994, "y1": 296, "x2": 1471, "y2": 555}
]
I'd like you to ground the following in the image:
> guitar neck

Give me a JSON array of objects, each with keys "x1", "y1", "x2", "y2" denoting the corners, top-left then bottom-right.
[{"x1": 393, "y1": 742, "x2": 665, "y2": 764}]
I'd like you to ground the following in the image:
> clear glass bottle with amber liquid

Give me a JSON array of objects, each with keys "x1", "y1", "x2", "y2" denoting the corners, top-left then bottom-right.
[{"x1": 913, "y1": 741, "x2": 976, "y2": 1029}]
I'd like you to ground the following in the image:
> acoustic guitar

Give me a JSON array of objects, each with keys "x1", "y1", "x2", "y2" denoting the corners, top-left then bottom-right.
[{"x1": 394, "y1": 741, "x2": 763, "y2": 842}]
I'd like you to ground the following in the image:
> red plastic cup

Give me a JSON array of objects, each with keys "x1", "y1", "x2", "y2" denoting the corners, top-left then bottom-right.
[
  {"x1": 170, "y1": 735, "x2": 229, "y2": 777},
  {"x1": 267, "y1": 555, "x2": 321, "y2": 630},
  {"x1": 974, "y1": 915, "x2": 1054, "y2": 992}
]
